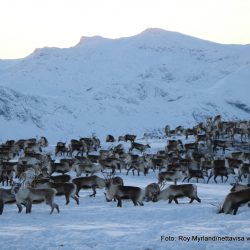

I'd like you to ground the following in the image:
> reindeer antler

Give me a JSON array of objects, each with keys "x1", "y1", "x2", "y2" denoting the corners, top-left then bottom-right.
[
  {"x1": 210, "y1": 203, "x2": 222, "y2": 213},
  {"x1": 101, "y1": 171, "x2": 115, "y2": 181},
  {"x1": 159, "y1": 180, "x2": 167, "y2": 190},
  {"x1": 234, "y1": 176, "x2": 239, "y2": 184}
]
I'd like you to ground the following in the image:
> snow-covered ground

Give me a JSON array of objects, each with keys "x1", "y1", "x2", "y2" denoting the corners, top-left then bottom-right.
[
  {"x1": 1, "y1": 172, "x2": 250, "y2": 250},
  {"x1": 1, "y1": 139, "x2": 250, "y2": 250}
]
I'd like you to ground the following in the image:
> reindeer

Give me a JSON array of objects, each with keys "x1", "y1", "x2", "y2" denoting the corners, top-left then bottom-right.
[
  {"x1": 49, "y1": 160, "x2": 71, "y2": 175},
  {"x1": 129, "y1": 142, "x2": 150, "y2": 153},
  {"x1": 19, "y1": 168, "x2": 36, "y2": 188},
  {"x1": 144, "y1": 183, "x2": 160, "y2": 202},
  {"x1": 207, "y1": 161, "x2": 235, "y2": 184},
  {"x1": 184, "y1": 128, "x2": 197, "y2": 140},
  {"x1": 55, "y1": 142, "x2": 68, "y2": 156},
  {"x1": 49, "y1": 174, "x2": 71, "y2": 183},
  {"x1": 118, "y1": 134, "x2": 136, "y2": 143},
  {"x1": 126, "y1": 159, "x2": 149, "y2": 176},
  {"x1": 166, "y1": 140, "x2": 183, "y2": 152},
  {"x1": 152, "y1": 184, "x2": 201, "y2": 204},
  {"x1": 98, "y1": 158, "x2": 121, "y2": 174},
  {"x1": 80, "y1": 137, "x2": 99, "y2": 152},
  {"x1": 103, "y1": 175, "x2": 124, "y2": 202},
  {"x1": 72, "y1": 160, "x2": 103, "y2": 177},
  {"x1": 38, "y1": 136, "x2": 48, "y2": 148},
  {"x1": 0, "y1": 163, "x2": 14, "y2": 186},
  {"x1": 158, "y1": 170, "x2": 186, "y2": 185},
  {"x1": 230, "y1": 177, "x2": 250, "y2": 192},
  {"x1": 105, "y1": 178, "x2": 144, "y2": 207},
  {"x1": 0, "y1": 188, "x2": 16, "y2": 215},
  {"x1": 238, "y1": 163, "x2": 250, "y2": 182},
  {"x1": 217, "y1": 188, "x2": 250, "y2": 215},
  {"x1": 69, "y1": 139, "x2": 88, "y2": 156},
  {"x1": 106, "y1": 135, "x2": 115, "y2": 143},
  {"x1": 212, "y1": 140, "x2": 232, "y2": 153},
  {"x1": 11, "y1": 182, "x2": 60, "y2": 214},
  {"x1": 148, "y1": 157, "x2": 167, "y2": 172},
  {"x1": 32, "y1": 180, "x2": 79, "y2": 205},
  {"x1": 182, "y1": 168, "x2": 208, "y2": 183},
  {"x1": 184, "y1": 142, "x2": 198, "y2": 152},
  {"x1": 72, "y1": 175, "x2": 106, "y2": 197}
]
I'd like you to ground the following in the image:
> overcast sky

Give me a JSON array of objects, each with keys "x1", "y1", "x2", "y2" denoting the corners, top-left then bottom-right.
[{"x1": 1, "y1": 0, "x2": 250, "y2": 59}]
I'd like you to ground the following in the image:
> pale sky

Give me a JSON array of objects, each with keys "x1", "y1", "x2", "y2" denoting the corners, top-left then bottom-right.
[{"x1": 0, "y1": 0, "x2": 250, "y2": 59}]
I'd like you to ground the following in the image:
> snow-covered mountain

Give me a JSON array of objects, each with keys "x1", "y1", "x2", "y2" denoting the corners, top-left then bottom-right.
[{"x1": 1, "y1": 28, "x2": 250, "y2": 142}]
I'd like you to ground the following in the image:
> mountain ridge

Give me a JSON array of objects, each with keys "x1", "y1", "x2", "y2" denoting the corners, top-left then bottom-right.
[{"x1": 0, "y1": 28, "x2": 250, "y2": 142}]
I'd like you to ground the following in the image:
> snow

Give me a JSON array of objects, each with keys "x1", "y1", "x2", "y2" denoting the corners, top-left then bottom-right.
[
  {"x1": 1, "y1": 170, "x2": 250, "y2": 250},
  {"x1": 0, "y1": 28, "x2": 250, "y2": 142}
]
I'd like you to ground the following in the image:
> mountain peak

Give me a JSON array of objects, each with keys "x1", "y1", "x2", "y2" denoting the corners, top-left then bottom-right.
[{"x1": 76, "y1": 35, "x2": 110, "y2": 47}]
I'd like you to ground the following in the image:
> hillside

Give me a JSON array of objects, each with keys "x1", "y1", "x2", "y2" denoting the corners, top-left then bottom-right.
[{"x1": 0, "y1": 28, "x2": 250, "y2": 142}]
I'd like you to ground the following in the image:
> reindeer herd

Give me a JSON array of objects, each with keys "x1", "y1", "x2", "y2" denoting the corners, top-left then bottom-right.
[{"x1": 1, "y1": 115, "x2": 250, "y2": 216}]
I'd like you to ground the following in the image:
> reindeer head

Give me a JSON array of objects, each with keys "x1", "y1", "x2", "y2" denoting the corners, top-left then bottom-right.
[
  {"x1": 11, "y1": 182, "x2": 22, "y2": 194},
  {"x1": 102, "y1": 172, "x2": 115, "y2": 188},
  {"x1": 152, "y1": 181, "x2": 167, "y2": 202}
]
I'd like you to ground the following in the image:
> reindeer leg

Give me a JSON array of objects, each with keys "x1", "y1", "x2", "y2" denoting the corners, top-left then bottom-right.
[
  {"x1": 195, "y1": 196, "x2": 201, "y2": 203},
  {"x1": 71, "y1": 195, "x2": 79, "y2": 205},
  {"x1": 65, "y1": 194, "x2": 70, "y2": 205},
  {"x1": 189, "y1": 198, "x2": 194, "y2": 203},
  {"x1": 173, "y1": 197, "x2": 179, "y2": 204},
  {"x1": 28, "y1": 201, "x2": 32, "y2": 213},
  {"x1": 238, "y1": 174, "x2": 242, "y2": 182},
  {"x1": 75, "y1": 186, "x2": 81, "y2": 197},
  {"x1": 131, "y1": 197, "x2": 138, "y2": 206},
  {"x1": 233, "y1": 205, "x2": 239, "y2": 215},
  {"x1": 132, "y1": 169, "x2": 135, "y2": 176},
  {"x1": 224, "y1": 175, "x2": 228, "y2": 183},
  {"x1": 54, "y1": 203, "x2": 60, "y2": 213},
  {"x1": 16, "y1": 203, "x2": 23, "y2": 213},
  {"x1": 116, "y1": 197, "x2": 122, "y2": 207},
  {"x1": 214, "y1": 175, "x2": 218, "y2": 184},
  {"x1": 0, "y1": 200, "x2": 4, "y2": 215},
  {"x1": 207, "y1": 174, "x2": 212, "y2": 184},
  {"x1": 90, "y1": 185, "x2": 96, "y2": 197},
  {"x1": 126, "y1": 167, "x2": 132, "y2": 176}
]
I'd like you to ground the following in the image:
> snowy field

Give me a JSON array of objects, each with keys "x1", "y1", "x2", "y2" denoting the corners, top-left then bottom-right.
[{"x1": 1, "y1": 139, "x2": 250, "y2": 250}]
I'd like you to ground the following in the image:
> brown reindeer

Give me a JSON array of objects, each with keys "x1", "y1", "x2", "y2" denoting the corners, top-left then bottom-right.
[
  {"x1": 129, "y1": 142, "x2": 151, "y2": 153},
  {"x1": 144, "y1": 183, "x2": 160, "y2": 202},
  {"x1": 32, "y1": 180, "x2": 79, "y2": 205},
  {"x1": 106, "y1": 135, "x2": 115, "y2": 143},
  {"x1": 218, "y1": 188, "x2": 250, "y2": 215},
  {"x1": 105, "y1": 179, "x2": 144, "y2": 207},
  {"x1": 72, "y1": 175, "x2": 106, "y2": 197},
  {"x1": 118, "y1": 134, "x2": 136, "y2": 143}
]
